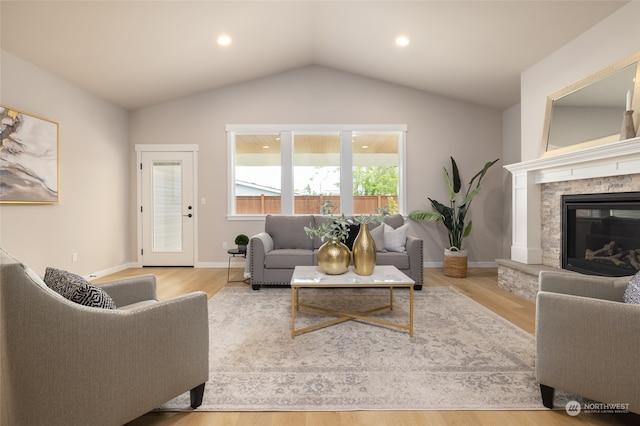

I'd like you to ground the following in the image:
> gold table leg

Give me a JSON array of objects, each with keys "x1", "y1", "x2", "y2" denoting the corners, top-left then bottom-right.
[{"x1": 291, "y1": 285, "x2": 414, "y2": 339}]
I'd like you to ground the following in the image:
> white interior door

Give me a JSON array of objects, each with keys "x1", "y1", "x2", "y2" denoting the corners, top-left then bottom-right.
[{"x1": 141, "y1": 151, "x2": 195, "y2": 266}]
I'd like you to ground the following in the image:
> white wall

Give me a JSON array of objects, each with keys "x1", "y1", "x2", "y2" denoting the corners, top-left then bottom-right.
[
  {"x1": 521, "y1": 1, "x2": 640, "y2": 161},
  {"x1": 0, "y1": 50, "x2": 131, "y2": 276},
  {"x1": 130, "y1": 66, "x2": 503, "y2": 266}
]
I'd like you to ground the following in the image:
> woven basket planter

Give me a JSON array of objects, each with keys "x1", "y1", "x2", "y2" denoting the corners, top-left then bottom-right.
[{"x1": 443, "y1": 248, "x2": 468, "y2": 278}]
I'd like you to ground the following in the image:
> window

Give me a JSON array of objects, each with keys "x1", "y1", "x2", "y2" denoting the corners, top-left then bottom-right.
[
  {"x1": 233, "y1": 133, "x2": 281, "y2": 214},
  {"x1": 352, "y1": 132, "x2": 400, "y2": 215},
  {"x1": 293, "y1": 132, "x2": 341, "y2": 214},
  {"x1": 228, "y1": 125, "x2": 406, "y2": 217}
]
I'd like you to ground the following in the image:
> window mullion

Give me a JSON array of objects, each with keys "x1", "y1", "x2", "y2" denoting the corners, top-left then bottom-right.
[
  {"x1": 280, "y1": 131, "x2": 294, "y2": 215},
  {"x1": 340, "y1": 131, "x2": 353, "y2": 215}
]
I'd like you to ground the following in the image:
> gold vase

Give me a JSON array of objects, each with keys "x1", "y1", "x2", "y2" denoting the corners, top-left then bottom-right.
[
  {"x1": 352, "y1": 223, "x2": 376, "y2": 275},
  {"x1": 317, "y1": 238, "x2": 350, "y2": 275}
]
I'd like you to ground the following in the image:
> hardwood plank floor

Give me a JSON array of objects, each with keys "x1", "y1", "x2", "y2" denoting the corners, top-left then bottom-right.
[{"x1": 93, "y1": 268, "x2": 639, "y2": 425}]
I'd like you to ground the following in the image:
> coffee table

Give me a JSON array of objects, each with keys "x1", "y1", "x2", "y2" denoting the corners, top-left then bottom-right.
[{"x1": 290, "y1": 265, "x2": 415, "y2": 339}]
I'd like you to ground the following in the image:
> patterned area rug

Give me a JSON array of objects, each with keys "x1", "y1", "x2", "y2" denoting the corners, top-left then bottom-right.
[{"x1": 159, "y1": 286, "x2": 567, "y2": 411}]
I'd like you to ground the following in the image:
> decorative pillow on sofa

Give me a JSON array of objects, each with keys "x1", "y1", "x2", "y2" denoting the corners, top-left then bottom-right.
[
  {"x1": 370, "y1": 223, "x2": 386, "y2": 252},
  {"x1": 44, "y1": 267, "x2": 116, "y2": 309},
  {"x1": 623, "y1": 271, "x2": 640, "y2": 304},
  {"x1": 384, "y1": 222, "x2": 409, "y2": 252}
]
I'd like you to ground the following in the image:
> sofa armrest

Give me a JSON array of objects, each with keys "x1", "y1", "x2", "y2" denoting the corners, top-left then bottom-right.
[
  {"x1": 250, "y1": 232, "x2": 274, "y2": 287},
  {"x1": 97, "y1": 274, "x2": 157, "y2": 307},
  {"x1": 536, "y1": 291, "x2": 640, "y2": 412},
  {"x1": 539, "y1": 271, "x2": 630, "y2": 302},
  {"x1": 405, "y1": 235, "x2": 423, "y2": 288}
]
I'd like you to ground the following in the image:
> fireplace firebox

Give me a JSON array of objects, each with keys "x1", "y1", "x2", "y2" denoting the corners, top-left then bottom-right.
[{"x1": 562, "y1": 192, "x2": 640, "y2": 277}]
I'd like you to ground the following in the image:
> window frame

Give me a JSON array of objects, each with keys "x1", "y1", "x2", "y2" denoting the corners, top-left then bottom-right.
[{"x1": 227, "y1": 124, "x2": 407, "y2": 219}]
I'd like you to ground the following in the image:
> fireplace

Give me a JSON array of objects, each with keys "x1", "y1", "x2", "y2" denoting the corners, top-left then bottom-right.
[{"x1": 563, "y1": 192, "x2": 640, "y2": 276}]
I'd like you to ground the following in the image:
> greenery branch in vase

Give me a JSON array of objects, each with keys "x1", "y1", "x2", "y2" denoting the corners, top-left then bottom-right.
[
  {"x1": 304, "y1": 214, "x2": 352, "y2": 275},
  {"x1": 409, "y1": 157, "x2": 498, "y2": 277}
]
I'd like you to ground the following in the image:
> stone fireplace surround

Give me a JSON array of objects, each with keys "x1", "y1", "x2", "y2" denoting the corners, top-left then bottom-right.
[{"x1": 498, "y1": 137, "x2": 640, "y2": 301}]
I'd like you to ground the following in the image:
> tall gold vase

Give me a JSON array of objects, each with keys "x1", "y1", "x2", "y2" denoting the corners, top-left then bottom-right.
[
  {"x1": 352, "y1": 223, "x2": 376, "y2": 275},
  {"x1": 317, "y1": 238, "x2": 350, "y2": 275}
]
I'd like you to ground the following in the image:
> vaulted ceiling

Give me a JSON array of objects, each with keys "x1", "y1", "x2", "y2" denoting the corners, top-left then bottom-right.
[{"x1": 0, "y1": 1, "x2": 629, "y2": 111}]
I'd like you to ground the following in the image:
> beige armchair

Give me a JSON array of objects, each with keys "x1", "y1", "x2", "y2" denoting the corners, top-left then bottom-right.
[
  {"x1": 536, "y1": 271, "x2": 640, "y2": 414},
  {"x1": 0, "y1": 248, "x2": 209, "y2": 426}
]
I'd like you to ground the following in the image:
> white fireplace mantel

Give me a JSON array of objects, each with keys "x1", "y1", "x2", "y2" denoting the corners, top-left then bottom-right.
[{"x1": 504, "y1": 136, "x2": 640, "y2": 264}]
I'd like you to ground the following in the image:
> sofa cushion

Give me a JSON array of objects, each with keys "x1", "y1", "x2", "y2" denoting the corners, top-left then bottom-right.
[
  {"x1": 266, "y1": 215, "x2": 314, "y2": 250},
  {"x1": 265, "y1": 249, "x2": 315, "y2": 269},
  {"x1": 44, "y1": 267, "x2": 116, "y2": 309},
  {"x1": 376, "y1": 251, "x2": 410, "y2": 270},
  {"x1": 384, "y1": 222, "x2": 409, "y2": 252},
  {"x1": 624, "y1": 271, "x2": 640, "y2": 304}
]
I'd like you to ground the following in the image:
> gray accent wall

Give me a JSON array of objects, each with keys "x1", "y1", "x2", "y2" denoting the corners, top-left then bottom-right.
[{"x1": 129, "y1": 66, "x2": 504, "y2": 267}]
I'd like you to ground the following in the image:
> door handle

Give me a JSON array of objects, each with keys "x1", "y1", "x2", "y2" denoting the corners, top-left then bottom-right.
[{"x1": 183, "y1": 213, "x2": 193, "y2": 218}]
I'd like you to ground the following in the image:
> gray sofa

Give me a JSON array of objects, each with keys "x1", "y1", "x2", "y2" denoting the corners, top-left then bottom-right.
[
  {"x1": 0, "y1": 248, "x2": 209, "y2": 426},
  {"x1": 536, "y1": 270, "x2": 639, "y2": 414},
  {"x1": 249, "y1": 214, "x2": 423, "y2": 290}
]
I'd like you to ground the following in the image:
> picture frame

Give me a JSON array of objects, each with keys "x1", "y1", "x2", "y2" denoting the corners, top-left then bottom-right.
[{"x1": 0, "y1": 105, "x2": 59, "y2": 204}]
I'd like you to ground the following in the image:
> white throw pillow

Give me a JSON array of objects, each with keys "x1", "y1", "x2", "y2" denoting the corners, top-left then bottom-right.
[
  {"x1": 384, "y1": 223, "x2": 409, "y2": 253},
  {"x1": 369, "y1": 223, "x2": 386, "y2": 252}
]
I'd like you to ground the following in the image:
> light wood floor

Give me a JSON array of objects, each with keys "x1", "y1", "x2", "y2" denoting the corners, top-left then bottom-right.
[{"x1": 93, "y1": 268, "x2": 639, "y2": 426}]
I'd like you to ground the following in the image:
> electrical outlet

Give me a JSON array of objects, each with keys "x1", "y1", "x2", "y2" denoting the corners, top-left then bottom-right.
[
  {"x1": 72, "y1": 252, "x2": 78, "y2": 262},
  {"x1": 223, "y1": 242, "x2": 228, "y2": 249}
]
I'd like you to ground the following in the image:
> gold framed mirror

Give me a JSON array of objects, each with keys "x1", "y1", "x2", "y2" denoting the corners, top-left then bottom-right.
[{"x1": 542, "y1": 51, "x2": 640, "y2": 156}]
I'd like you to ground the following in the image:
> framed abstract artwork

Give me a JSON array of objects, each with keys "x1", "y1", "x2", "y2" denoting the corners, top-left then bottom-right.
[{"x1": 0, "y1": 105, "x2": 59, "y2": 203}]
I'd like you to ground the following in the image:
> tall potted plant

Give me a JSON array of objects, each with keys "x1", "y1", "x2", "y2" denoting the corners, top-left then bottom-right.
[{"x1": 409, "y1": 157, "x2": 498, "y2": 277}]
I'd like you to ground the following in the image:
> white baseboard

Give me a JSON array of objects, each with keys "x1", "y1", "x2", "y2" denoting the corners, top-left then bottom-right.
[
  {"x1": 88, "y1": 261, "x2": 496, "y2": 279},
  {"x1": 424, "y1": 261, "x2": 497, "y2": 268},
  {"x1": 196, "y1": 261, "x2": 247, "y2": 268},
  {"x1": 85, "y1": 262, "x2": 139, "y2": 280}
]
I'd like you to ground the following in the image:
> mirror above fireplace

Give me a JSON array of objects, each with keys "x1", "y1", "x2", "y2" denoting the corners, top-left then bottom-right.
[{"x1": 542, "y1": 51, "x2": 640, "y2": 156}]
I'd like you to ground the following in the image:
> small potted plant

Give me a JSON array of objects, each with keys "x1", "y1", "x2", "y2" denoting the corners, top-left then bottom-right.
[{"x1": 234, "y1": 234, "x2": 249, "y2": 252}]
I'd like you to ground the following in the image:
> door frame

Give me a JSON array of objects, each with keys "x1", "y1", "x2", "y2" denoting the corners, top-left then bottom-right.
[{"x1": 135, "y1": 144, "x2": 199, "y2": 267}]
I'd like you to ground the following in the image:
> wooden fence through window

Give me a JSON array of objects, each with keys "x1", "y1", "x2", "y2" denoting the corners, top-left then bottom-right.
[{"x1": 236, "y1": 195, "x2": 398, "y2": 214}]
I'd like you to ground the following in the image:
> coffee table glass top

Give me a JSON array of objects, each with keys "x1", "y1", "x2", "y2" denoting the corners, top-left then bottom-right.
[{"x1": 291, "y1": 265, "x2": 414, "y2": 287}]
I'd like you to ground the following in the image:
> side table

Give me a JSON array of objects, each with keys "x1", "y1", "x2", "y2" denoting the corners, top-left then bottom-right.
[{"x1": 227, "y1": 248, "x2": 249, "y2": 283}]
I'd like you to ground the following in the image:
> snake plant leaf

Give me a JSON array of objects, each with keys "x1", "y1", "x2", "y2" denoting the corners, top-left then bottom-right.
[
  {"x1": 444, "y1": 167, "x2": 456, "y2": 202},
  {"x1": 463, "y1": 221, "x2": 473, "y2": 238},
  {"x1": 408, "y1": 210, "x2": 442, "y2": 221},
  {"x1": 450, "y1": 157, "x2": 461, "y2": 194},
  {"x1": 461, "y1": 186, "x2": 481, "y2": 206},
  {"x1": 429, "y1": 198, "x2": 455, "y2": 230},
  {"x1": 468, "y1": 159, "x2": 499, "y2": 191}
]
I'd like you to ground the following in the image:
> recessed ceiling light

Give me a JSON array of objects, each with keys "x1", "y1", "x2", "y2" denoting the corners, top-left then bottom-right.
[
  {"x1": 262, "y1": 145, "x2": 270, "y2": 149},
  {"x1": 395, "y1": 36, "x2": 410, "y2": 47},
  {"x1": 362, "y1": 145, "x2": 369, "y2": 149},
  {"x1": 217, "y1": 35, "x2": 232, "y2": 46}
]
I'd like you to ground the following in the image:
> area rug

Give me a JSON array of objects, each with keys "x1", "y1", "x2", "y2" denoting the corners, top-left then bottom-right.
[{"x1": 159, "y1": 286, "x2": 571, "y2": 411}]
